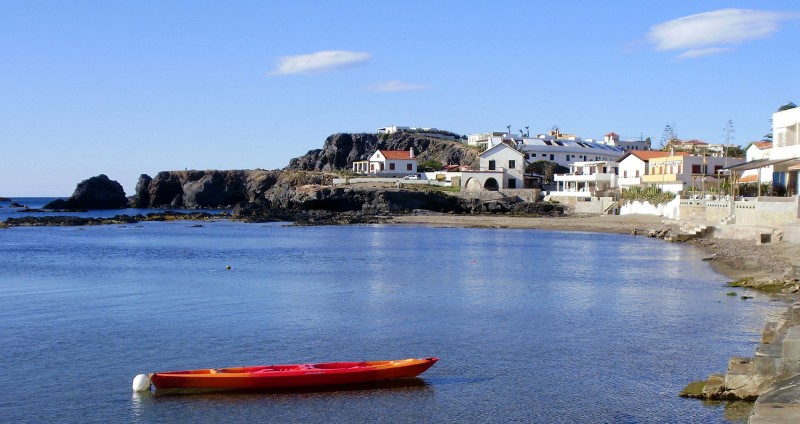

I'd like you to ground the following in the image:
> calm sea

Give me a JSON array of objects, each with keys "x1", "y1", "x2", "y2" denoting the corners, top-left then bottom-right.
[{"x1": 0, "y1": 214, "x2": 785, "y2": 422}]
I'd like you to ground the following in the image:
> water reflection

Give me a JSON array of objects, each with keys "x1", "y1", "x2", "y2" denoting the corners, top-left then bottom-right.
[
  {"x1": 130, "y1": 378, "x2": 435, "y2": 422},
  {"x1": 147, "y1": 378, "x2": 432, "y2": 399}
]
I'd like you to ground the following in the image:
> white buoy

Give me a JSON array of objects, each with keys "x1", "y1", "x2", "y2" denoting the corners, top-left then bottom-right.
[{"x1": 132, "y1": 374, "x2": 152, "y2": 392}]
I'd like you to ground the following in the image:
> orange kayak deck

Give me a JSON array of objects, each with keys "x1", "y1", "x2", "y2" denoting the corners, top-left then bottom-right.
[{"x1": 149, "y1": 357, "x2": 438, "y2": 390}]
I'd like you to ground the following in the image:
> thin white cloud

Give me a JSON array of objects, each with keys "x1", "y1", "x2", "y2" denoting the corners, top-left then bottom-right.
[
  {"x1": 366, "y1": 80, "x2": 429, "y2": 92},
  {"x1": 269, "y1": 50, "x2": 371, "y2": 76},
  {"x1": 675, "y1": 47, "x2": 733, "y2": 60},
  {"x1": 647, "y1": 9, "x2": 796, "y2": 59}
]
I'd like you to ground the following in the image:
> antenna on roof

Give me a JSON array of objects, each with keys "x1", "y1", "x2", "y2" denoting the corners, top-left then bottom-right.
[
  {"x1": 506, "y1": 125, "x2": 511, "y2": 135},
  {"x1": 525, "y1": 126, "x2": 529, "y2": 137}
]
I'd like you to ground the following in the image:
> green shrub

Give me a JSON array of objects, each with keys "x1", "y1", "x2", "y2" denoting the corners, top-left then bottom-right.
[{"x1": 621, "y1": 186, "x2": 676, "y2": 206}]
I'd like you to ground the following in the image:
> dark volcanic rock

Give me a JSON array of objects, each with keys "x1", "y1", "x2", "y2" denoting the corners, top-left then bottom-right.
[
  {"x1": 286, "y1": 132, "x2": 478, "y2": 171},
  {"x1": 133, "y1": 170, "x2": 286, "y2": 209},
  {"x1": 132, "y1": 174, "x2": 152, "y2": 208},
  {"x1": 181, "y1": 172, "x2": 247, "y2": 208},
  {"x1": 45, "y1": 174, "x2": 127, "y2": 210},
  {"x1": 148, "y1": 172, "x2": 184, "y2": 207}
]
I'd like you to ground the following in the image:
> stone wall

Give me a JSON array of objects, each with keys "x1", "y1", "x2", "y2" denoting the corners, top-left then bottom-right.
[
  {"x1": 678, "y1": 199, "x2": 707, "y2": 221},
  {"x1": 733, "y1": 197, "x2": 799, "y2": 227}
]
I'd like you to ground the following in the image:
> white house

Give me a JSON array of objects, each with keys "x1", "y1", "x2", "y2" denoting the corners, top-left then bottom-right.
[
  {"x1": 464, "y1": 129, "x2": 627, "y2": 176},
  {"x1": 466, "y1": 132, "x2": 509, "y2": 149},
  {"x1": 518, "y1": 138, "x2": 625, "y2": 168},
  {"x1": 461, "y1": 142, "x2": 525, "y2": 191},
  {"x1": 377, "y1": 126, "x2": 410, "y2": 134},
  {"x1": 598, "y1": 132, "x2": 651, "y2": 151},
  {"x1": 368, "y1": 149, "x2": 417, "y2": 176},
  {"x1": 770, "y1": 107, "x2": 800, "y2": 194},
  {"x1": 739, "y1": 141, "x2": 773, "y2": 184},
  {"x1": 552, "y1": 160, "x2": 619, "y2": 196},
  {"x1": 617, "y1": 150, "x2": 674, "y2": 190}
]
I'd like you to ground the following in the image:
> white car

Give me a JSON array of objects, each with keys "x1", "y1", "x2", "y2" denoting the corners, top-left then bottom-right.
[{"x1": 403, "y1": 175, "x2": 419, "y2": 180}]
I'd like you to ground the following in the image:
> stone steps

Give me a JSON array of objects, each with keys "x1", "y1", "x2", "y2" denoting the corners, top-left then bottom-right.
[
  {"x1": 719, "y1": 215, "x2": 736, "y2": 226},
  {"x1": 664, "y1": 224, "x2": 709, "y2": 242}
]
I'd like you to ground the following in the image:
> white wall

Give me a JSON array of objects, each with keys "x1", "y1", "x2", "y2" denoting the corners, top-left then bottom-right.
[
  {"x1": 620, "y1": 195, "x2": 681, "y2": 219},
  {"x1": 774, "y1": 108, "x2": 800, "y2": 150}
]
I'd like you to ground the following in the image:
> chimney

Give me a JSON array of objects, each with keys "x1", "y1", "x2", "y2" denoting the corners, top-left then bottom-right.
[{"x1": 410, "y1": 147, "x2": 415, "y2": 158}]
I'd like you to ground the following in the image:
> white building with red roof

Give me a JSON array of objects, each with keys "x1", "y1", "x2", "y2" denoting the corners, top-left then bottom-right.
[
  {"x1": 367, "y1": 148, "x2": 418, "y2": 176},
  {"x1": 739, "y1": 141, "x2": 773, "y2": 184},
  {"x1": 617, "y1": 150, "x2": 677, "y2": 190}
]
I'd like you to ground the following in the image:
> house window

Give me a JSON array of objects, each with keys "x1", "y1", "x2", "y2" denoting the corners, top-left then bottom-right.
[
  {"x1": 635, "y1": 170, "x2": 640, "y2": 177},
  {"x1": 370, "y1": 164, "x2": 375, "y2": 171},
  {"x1": 488, "y1": 160, "x2": 496, "y2": 170},
  {"x1": 623, "y1": 170, "x2": 628, "y2": 178},
  {"x1": 714, "y1": 165, "x2": 723, "y2": 173},
  {"x1": 389, "y1": 163, "x2": 395, "y2": 171},
  {"x1": 508, "y1": 160, "x2": 516, "y2": 169},
  {"x1": 508, "y1": 179, "x2": 517, "y2": 189},
  {"x1": 406, "y1": 164, "x2": 412, "y2": 171},
  {"x1": 691, "y1": 164, "x2": 701, "y2": 174},
  {"x1": 549, "y1": 154, "x2": 554, "y2": 160}
]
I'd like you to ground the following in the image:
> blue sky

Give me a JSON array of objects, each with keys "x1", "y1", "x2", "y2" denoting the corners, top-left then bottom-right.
[{"x1": 2, "y1": 1, "x2": 799, "y2": 196}]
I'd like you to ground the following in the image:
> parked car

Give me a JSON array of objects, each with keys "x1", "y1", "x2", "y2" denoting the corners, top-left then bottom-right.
[{"x1": 403, "y1": 175, "x2": 419, "y2": 180}]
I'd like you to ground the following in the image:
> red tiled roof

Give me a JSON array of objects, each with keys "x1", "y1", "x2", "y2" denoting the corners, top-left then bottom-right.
[
  {"x1": 621, "y1": 150, "x2": 690, "y2": 162},
  {"x1": 628, "y1": 150, "x2": 671, "y2": 160},
  {"x1": 753, "y1": 141, "x2": 772, "y2": 149},
  {"x1": 605, "y1": 132, "x2": 619, "y2": 137},
  {"x1": 678, "y1": 139, "x2": 707, "y2": 145},
  {"x1": 739, "y1": 174, "x2": 759, "y2": 183},
  {"x1": 379, "y1": 150, "x2": 413, "y2": 160}
]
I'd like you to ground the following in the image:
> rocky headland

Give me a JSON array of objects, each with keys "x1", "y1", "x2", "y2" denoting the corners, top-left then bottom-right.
[
  {"x1": 5, "y1": 130, "x2": 556, "y2": 226},
  {"x1": 287, "y1": 131, "x2": 478, "y2": 171}
]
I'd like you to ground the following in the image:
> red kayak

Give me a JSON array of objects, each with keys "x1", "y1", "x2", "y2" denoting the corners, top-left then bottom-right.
[{"x1": 134, "y1": 357, "x2": 438, "y2": 391}]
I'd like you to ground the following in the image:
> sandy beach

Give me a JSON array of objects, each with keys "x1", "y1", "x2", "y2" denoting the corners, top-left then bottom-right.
[{"x1": 390, "y1": 213, "x2": 800, "y2": 283}]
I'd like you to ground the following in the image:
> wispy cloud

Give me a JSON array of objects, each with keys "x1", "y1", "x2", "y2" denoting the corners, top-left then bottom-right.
[
  {"x1": 675, "y1": 46, "x2": 733, "y2": 60},
  {"x1": 269, "y1": 50, "x2": 371, "y2": 76},
  {"x1": 366, "y1": 80, "x2": 429, "y2": 92},
  {"x1": 647, "y1": 9, "x2": 796, "y2": 59}
]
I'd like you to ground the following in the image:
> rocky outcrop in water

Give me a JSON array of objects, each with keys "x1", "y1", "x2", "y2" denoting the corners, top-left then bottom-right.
[
  {"x1": 44, "y1": 174, "x2": 127, "y2": 210},
  {"x1": 1, "y1": 211, "x2": 223, "y2": 228},
  {"x1": 133, "y1": 170, "x2": 286, "y2": 209},
  {"x1": 286, "y1": 132, "x2": 478, "y2": 171}
]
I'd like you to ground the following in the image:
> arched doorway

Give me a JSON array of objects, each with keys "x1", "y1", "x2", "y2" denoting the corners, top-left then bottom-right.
[
  {"x1": 484, "y1": 178, "x2": 499, "y2": 191},
  {"x1": 464, "y1": 177, "x2": 483, "y2": 192}
]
